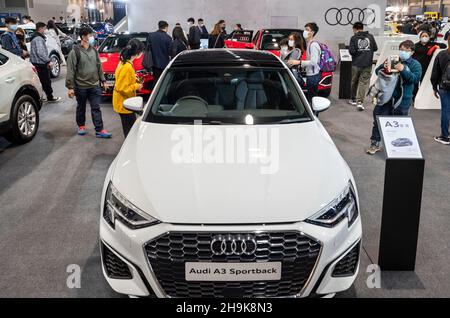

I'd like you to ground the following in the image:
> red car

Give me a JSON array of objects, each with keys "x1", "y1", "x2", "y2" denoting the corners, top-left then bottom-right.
[
  {"x1": 98, "y1": 33, "x2": 153, "y2": 96},
  {"x1": 225, "y1": 29, "x2": 333, "y2": 97}
]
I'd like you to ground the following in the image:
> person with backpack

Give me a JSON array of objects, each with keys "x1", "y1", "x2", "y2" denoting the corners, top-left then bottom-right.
[
  {"x1": 0, "y1": 17, "x2": 23, "y2": 57},
  {"x1": 288, "y1": 23, "x2": 322, "y2": 103},
  {"x1": 367, "y1": 40, "x2": 422, "y2": 155},
  {"x1": 430, "y1": 37, "x2": 450, "y2": 145},
  {"x1": 349, "y1": 22, "x2": 378, "y2": 111},
  {"x1": 113, "y1": 39, "x2": 145, "y2": 138},
  {"x1": 66, "y1": 27, "x2": 112, "y2": 138}
]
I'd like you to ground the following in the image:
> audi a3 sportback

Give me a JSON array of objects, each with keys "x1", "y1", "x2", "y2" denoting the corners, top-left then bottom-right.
[
  {"x1": 100, "y1": 50, "x2": 362, "y2": 298},
  {"x1": 391, "y1": 138, "x2": 413, "y2": 147}
]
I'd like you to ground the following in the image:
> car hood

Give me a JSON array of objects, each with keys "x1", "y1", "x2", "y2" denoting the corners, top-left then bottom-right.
[
  {"x1": 111, "y1": 121, "x2": 351, "y2": 224},
  {"x1": 100, "y1": 53, "x2": 144, "y2": 73}
]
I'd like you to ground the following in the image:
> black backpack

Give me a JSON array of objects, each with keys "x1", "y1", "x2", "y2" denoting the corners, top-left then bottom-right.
[{"x1": 441, "y1": 61, "x2": 450, "y2": 91}]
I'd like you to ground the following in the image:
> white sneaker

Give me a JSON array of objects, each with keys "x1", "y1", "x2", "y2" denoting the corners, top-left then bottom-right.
[
  {"x1": 349, "y1": 99, "x2": 357, "y2": 106},
  {"x1": 357, "y1": 103, "x2": 365, "y2": 111}
]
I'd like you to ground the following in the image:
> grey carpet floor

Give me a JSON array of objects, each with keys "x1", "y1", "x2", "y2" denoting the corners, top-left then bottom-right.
[{"x1": 0, "y1": 68, "x2": 448, "y2": 298}]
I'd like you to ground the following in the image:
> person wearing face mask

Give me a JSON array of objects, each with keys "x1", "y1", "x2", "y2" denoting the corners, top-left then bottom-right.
[
  {"x1": 187, "y1": 17, "x2": 201, "y2": 50},
  {"x1": 30, "y1": 22, "x2": 61, "y2": 103},
  {"x1": 218, "y1": 20, "x2": 227, "y2": 36},
  {"x1": 113, "y1": 39, "x2": 145, "y2": 137},
  {"x1": 1, "y1": 17, "x2": 23, "y2": 57},
  {"x1": 413, "y1": 31, "x2": 446, "y2": 82},
  {"x1": 14, "y1": 27, "x2": 29, "y2": 59},
  {"x1": 287, "y1": 23, "x2": 321, "y2": 103},
  {"x1": 349, "y1": 22, "x2": 378, "y2": 111},
  {"x1": 367, "y1": 40, "x2": 422, "y2": 155},
  {"x1": 198, "y1": 19, "x2": 209, "y2": 40},
  {"x1": 66, "y1": 27, "x2": 112, "y2": 138}
]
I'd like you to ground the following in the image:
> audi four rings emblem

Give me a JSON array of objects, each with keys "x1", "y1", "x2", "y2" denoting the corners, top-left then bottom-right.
[
  {"x1": 325, "y1": 8, "x2": 376, "y2": 26},
  {"x1": 210, "y1": 234, "x2": 257, "y2": 256}
]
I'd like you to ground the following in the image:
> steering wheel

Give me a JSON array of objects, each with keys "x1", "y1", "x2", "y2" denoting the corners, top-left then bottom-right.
[{"x1": 175, "y1": 96, "x2": 209, "y2": 108}]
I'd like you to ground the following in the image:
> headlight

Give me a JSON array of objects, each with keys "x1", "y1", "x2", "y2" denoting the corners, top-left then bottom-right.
[
  {"x1": 103, "y1": 182, "x2": 160, "y2": 229},
  {"x1": 306, "y1": 182, "x2": 359, "y2": 228}
]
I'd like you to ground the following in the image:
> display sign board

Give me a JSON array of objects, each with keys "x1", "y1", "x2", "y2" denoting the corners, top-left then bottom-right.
[
  {"x1": 340, "y1": 49, "x2": 352, "y2": 62},
  {"x1": 378, "y1": 116, "x2": 423, "y2": 159}
]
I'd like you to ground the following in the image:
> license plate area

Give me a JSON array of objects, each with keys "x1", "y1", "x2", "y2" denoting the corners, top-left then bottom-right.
[{"x1": 185, "y1": 262, "x2": 282, "y2": 282}]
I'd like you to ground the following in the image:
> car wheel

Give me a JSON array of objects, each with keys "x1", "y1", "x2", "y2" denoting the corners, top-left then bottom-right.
[
  {"x1": 5, "y1": 95, "x2": 40, "y2": 144},
  {"x1": 49, "y1": 54, "x2": 61, "y2": 78},
  {"x1": 318, "y1": 88, "x2": 331, "y2": 98}
]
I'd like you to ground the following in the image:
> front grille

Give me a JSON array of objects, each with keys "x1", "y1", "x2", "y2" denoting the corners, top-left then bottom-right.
[
  {"x1": 102, "y1": 243, "x2": 132, "y2": 279},
  {"x1": 332, "y1": 242, "x2": 360, "y2": 277},
  {"x1": 144, "y1": 232, "x2": 321, "y2": 298}
]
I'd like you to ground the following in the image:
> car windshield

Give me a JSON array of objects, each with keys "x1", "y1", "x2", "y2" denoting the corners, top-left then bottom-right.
[
  {"x1": 99, "y1": 35, "x2": 147, "y2": 53},
  {"x1": 146, "y1": 67, "x2": 311, "y2": 125},
  {"x1": 261, "y1": 30, "x2": 298, "y2": 50}
]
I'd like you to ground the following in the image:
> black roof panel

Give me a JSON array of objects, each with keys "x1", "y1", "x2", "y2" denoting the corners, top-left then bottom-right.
[{"x1": 172, "y1": 49, "x2": 282, "y2": 67}]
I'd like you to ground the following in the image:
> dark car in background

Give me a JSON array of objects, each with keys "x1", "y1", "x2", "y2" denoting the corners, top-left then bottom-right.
[
  {"x1": 225, "y1": 28, "x2": 333, "y2": 97},
  {"x1": 98, "y1": 32, "x2": 153, "y2": 96},
  {"x1": 89, "y1": 22, "x2": 114, "y2": 44}
]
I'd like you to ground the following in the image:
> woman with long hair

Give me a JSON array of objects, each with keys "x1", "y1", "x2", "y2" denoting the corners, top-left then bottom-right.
[
  {"x1": 14, "y1": 27, "x2": 29, "y2": 59},
  {"x1": 208, "y1": 23, "x2": 225, "y2": 49},
  {"x1": 46, "y1": 20, "x2": 66, "y2": 65},
  {"x1": 113, "y1": 39, "x2": 146, "y2": 137},
  {"x1": 172, "y1": 26, "x2": 189, "y2": 58}
]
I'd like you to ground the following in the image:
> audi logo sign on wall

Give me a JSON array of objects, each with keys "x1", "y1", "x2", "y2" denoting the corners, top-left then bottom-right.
[
  {"x1": 325, "y1": 8, "x2": 376, "y2": 26},
  {"x1": 210, "y1": 234, "x2": 257, "y2": 256}
]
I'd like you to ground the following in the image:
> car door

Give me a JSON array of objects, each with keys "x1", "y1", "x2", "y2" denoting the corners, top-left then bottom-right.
[{"x1": 0, "y1": 52, "x2": 18, "y2": 124}]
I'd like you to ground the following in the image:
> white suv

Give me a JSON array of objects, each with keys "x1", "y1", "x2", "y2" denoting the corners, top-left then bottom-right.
[
  {"x1": 0, "y1": 49, "x2": 43, "y2": 144},
  {"x1": 100, "y1": 50, "x2": 362, "y2": 298}
]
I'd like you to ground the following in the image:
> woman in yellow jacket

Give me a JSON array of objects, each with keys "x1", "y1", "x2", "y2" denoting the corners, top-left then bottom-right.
[{"x1": 113, "y1": 39, "x2": 145, "y2": 137}]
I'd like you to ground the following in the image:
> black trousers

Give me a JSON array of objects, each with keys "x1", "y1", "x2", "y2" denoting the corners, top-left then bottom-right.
[
  {"x1": 152, "y1": 67, "x2": 164, "y2": 88},
  {"x1": 119, "y1": 113, "x2": 136, "y2": 138},
  {"x1": 75, "y1": 87, "x2": 104, "y2": 132},
  {"x1": 33, "y1": 64, "x2": 53, "y2": 99}
]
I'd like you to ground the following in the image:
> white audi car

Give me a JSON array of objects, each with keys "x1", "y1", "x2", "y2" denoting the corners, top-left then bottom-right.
[
  {"x1": 0, "y1": 48, "x2": 43, "y2": 144},
  {"x1": 100, "y1": 50, "x2": 362, "y2": 298}
]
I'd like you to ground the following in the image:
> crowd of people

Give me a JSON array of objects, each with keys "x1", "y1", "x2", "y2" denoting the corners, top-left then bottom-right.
[{"x1": 1, "y1": 14, "x2": 449, "y2": 150}]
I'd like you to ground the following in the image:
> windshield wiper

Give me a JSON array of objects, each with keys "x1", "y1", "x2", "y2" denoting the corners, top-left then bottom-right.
[{"x1": 273, "y1": 118, "x2": 309, "y2": 124}]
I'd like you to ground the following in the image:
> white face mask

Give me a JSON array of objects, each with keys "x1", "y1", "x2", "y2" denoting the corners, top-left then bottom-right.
[
  {"x1": 288, "y1": 40, "x2": 295, "y2": 48},
  {"x1": 188, "y1": 22, "x2": 193, "y2": 27},
  {"x1": 303, "y1": 30, "x2": 310, "y2": 39},
  {"x1": 421, "y1": 36, "x2": 430, "y2": 43}
]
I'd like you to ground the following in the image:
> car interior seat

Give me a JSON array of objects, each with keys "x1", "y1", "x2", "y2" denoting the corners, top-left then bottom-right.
[{"x1": 235, "y1": 71, "x2": 268, "y2": 110}]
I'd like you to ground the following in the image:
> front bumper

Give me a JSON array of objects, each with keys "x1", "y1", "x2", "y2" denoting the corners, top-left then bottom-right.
[{"x1": 100, "y1": 214, "x2": 362, "y2": 297}]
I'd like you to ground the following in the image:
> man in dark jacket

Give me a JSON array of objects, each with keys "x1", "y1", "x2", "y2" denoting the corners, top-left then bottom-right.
[
  {"x1": 367, "y1": 40, "x2": 422, "y2": 155},
  {"x1": 187, "y1": 17, "x2": 201, "y2": 50},
  {"x1": 349, "y1": 22, "x2": 378, "y2": 111},
  {"x1": 30, "y1": 22, "x2": 61, "y2": 103},
  {"x1": 430, "y1": 39, "x2": 450, "y2": 145},
  {"x1": 144, "y1": 21, "x2": 172, "y2": 85},
  {"x1": 198, "y1": 18, "x2": 209, "y2": 40},
  {"x1": 0, "y1": 17, "x2": 23, "y2": 57}
]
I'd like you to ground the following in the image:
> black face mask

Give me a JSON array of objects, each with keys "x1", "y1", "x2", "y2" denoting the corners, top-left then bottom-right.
[{"x1": 16, "y1": 34, "x2": 24, "y2": 41}]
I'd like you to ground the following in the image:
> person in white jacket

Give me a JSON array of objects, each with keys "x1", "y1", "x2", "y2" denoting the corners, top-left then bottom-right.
[{"x1": 45, "y1": 20, "x2": 67, "y2": 66}]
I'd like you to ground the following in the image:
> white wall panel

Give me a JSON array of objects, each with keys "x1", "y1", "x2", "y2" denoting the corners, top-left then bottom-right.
[{"x1": 128, "y1": 0, "x2": 387, "y2": 53}]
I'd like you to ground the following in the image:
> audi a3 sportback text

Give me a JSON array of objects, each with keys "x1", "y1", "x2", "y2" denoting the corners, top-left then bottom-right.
[{"x1": 100, "y1": 50, "x2": 362, "y2": 298}]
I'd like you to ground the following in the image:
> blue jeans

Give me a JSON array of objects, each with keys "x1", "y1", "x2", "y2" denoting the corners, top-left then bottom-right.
[
  {"x1": 438, "y1": 89, "x2": 450, "y2": 138},
  {"x1": 306, "y1": 73, "x2": 321, "y2": 103},
  {"x1": 75, "y1": 87, "x2": 104, "y2": 132},
  {"x1": 371, "y1": 104, "x2": 409, "y2": 143}
]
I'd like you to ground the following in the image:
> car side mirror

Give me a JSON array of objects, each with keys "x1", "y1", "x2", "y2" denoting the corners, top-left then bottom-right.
[
  {"x1": 124, "y1": 97, "x2": 144, "y2": 115},
  {"x1": 312, "y1": 97, "x2": 331, "y2": 113}
]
